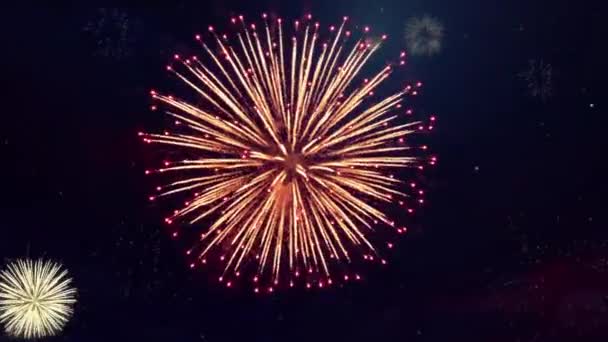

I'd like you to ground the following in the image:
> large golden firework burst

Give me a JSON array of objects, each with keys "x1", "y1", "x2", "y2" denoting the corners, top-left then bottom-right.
[
  {"x1": 0, "y1": 259, "x2": 77, "y2": 338},
  {"x1": 142, "y1": 13, "x2": 435, "y2": 290}
]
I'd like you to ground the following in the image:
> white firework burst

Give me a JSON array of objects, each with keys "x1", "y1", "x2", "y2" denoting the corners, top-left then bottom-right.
[
  {"x1": 0, "y1": 259, "x2": 77, "y2": 339},
  {"x1": 405, "y1": 15, "x2": 444, "y2": 56}
]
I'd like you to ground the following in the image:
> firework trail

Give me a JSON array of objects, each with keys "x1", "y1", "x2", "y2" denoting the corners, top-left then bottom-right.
[
  {"x1": 0, "y1": 259, "x2": 77, "y2": 338},
  {"x1": 142, "y1": 13, "x2": 436, "y2": 290}
]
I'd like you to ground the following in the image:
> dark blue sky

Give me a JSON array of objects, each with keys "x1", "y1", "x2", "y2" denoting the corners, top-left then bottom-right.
[{"x1": 0, "y1": 0, "x2": 605, "y2": 341}]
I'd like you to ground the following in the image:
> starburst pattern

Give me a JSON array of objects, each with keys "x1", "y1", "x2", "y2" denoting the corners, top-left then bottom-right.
[
  {"x1": 142, "y1": 14, "x2": 435, "y2": 289},
  {"x1": 0, "y1": 259, "x2": 77, "y2": 338}
]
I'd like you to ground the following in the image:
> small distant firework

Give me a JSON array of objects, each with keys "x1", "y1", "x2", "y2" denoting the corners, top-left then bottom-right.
[
  {"x1": 142, "y1": 13, "x2": 435, "y2": 289},
  {"x1": 0, "y1": 259, "x2": 76, "y2": 339},
  {"x1": 518, "y1": 59, "x2": 553, "y2": 102},
  {"x1": 83, "y1": 8, "x2": 135, "y2": 59},
  {"x1": 113, "y1": 224, "x2": 164, "y2": 298},
  {"x1": 404, "y1": 15, "x2": 444, "y2": 56}
]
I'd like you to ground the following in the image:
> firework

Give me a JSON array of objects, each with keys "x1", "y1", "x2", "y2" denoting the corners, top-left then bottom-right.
[
  {"x1": 0, "y1": 259, "x2": 77, "y2": 338},
  {"x1": 83, "y1": 8, "x2": 139, "y2": 59},
  {"x1": 518, "y1": 59, "x2": 553, "y2": 102},
  {"x1": 404, "y1": 15, "x2": 443, "y2": 56},
  {"x1": 143, "y1": 14, "x2": 435, "y2": 289}
]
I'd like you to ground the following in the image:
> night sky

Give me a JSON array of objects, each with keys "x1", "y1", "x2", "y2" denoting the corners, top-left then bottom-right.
[{"x1": 1, "y1": 0, "x2": 606, "y2": 341}]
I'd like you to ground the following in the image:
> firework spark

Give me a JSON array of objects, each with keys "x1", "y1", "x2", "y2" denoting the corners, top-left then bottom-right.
[
  {"x1": 0, "y1": 259, "x2": 77, "y2": 338},
  {"x1": 143, "y1": 14, "x2": 434, "y2": 288}
]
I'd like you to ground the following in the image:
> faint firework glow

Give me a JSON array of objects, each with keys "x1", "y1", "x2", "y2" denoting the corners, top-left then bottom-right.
[
  {"x1": 404, "y1": 15, "x2": 444, "y2": 56},
  {"x1": 83, "y1": 8, "x2": 135, "y2": 59},
  {"x1": 518, "y1": 59, "x2": 553, "y2": 102}
]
